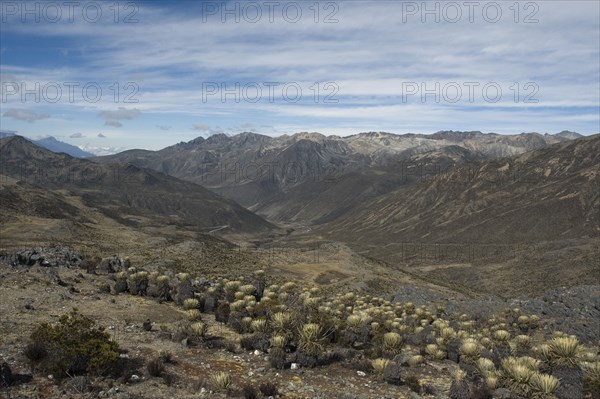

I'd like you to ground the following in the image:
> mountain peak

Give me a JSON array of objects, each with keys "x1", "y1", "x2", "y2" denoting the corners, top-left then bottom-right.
[
  {"x1": 290, "y1": 132, "x2": 327, "y2": 142},
  {"x1": 205, "y1": 133, "x2": 231, "y2": 143},
  {"x1": 188, "y1": 136, "x2": 206, "y2": 145},
  {"x1": 555, "y1": 130, "x2": 583, "y2": 139}
]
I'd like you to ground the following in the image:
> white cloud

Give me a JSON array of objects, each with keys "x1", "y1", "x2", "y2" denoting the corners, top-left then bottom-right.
[
  {"x1": 70, "y1": 132, "x2": 84, "y2": 138},
  {"x1": 3, "y1": 109, "x2": 50, "y2": 123},
  {"x1": 192, "y1": 124, "x2": 210, "y2": 132},
  {"x1": 95, "y1": 107, "x2": 141, "y2": 128},
  {"x1": 98, "y1": 107, "x2": 142, "y2": 120}
]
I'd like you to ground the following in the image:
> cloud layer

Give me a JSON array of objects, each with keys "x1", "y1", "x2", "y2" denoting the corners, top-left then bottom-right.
[{"x1": 0, "y1": 1, "x2": 598, "y2": 150}]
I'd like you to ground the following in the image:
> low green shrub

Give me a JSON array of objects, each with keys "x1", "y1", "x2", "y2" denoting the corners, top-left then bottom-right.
[{"x1": 28, "y1": 309, "x2": 119, "y2": 378}]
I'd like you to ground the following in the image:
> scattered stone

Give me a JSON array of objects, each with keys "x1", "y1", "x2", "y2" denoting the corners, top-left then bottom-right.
[
  {"x1": 383, "y1": 362, "x2": 405, "y2": 386},
  {"x1": 0, "y1": 247, "x2": 85, "y2": 269},
  {"x1": 0, "y1": 362, "x2": 13, "y2": 387},
  {"x1": 143, "y1": 319, "x2": 152, "y2": 331}
]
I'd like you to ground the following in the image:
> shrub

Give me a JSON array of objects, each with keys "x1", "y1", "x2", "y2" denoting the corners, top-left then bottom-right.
[
  {"x1": 460, "y1": 339, "x2": 481, "y2": 361},
  {"x1": 155, "y1": 275, "x2": 171, "y2": 300},
  {"x1": 500, "y1": 357, "x2": 536, "y2": 397},
  {"x1": 250, "y1": 319, "x2": 268, "y2": 335},
  {"x1": 28, "y1": 309, "x2": 119, "y2": 377},
  {"x1": 405, "y1": 374, "x2": 421, "y2": 393},
  {"x1": 215, "y1": 301, "x2": 230, "y2": 323},
  {"x1": 240, "y1": 335, "x2": 256, "y2": 351},
  {"x1": 242, "y1": 383, "x2": 258, "y2": 399},
  {"x1": 147, "y1": 357, "x2": 165, "y2": 377},
  {"x1": 269, "y1": 346, "x2": 287, "y2": 370},
  {"x1": 128, "y1": 271, "x2": 149, "y2": 296},
  {"x1": 476, "y1": 358, "x2": 495, "y2": 376},
  {"x1": 157, "y1": 350, "x2": 174, "y2": 364},
  {"x1": 259, "y1": 381, "x2": 278, "y2": 396},
  {"x1": 23, "y1": 341, "x2": 48, "y2": 372},
  {"x1": 493, "y1": 330, "x2": 510, "y2": 342}
]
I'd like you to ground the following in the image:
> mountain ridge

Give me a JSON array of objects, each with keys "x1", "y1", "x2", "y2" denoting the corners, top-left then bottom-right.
[
  {"x1": 0, "y1": 135, "x2": 275, "y2": 235},
  {"x1": 94, "y1": 130, "x2": 585, "y2": 224}
]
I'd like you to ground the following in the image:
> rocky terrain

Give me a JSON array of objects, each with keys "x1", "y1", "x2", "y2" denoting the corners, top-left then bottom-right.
[{"x1": 1, "y1": 248, "x2": 598, "y2": 399}]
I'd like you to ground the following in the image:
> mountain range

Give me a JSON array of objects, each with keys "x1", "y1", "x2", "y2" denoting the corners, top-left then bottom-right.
[
  {"x1": 1, "y1": 130, "x2": 597, "y2": 297},
  {"x1": 0, "y1": 131, "x2": 94, "y2": 158},
  {"x1": 96, "y1": 130, "x2": 582, "y2": 225}
]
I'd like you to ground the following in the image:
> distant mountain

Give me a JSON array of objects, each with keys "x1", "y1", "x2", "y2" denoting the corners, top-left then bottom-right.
[
  {"x1": 0, "y1": 131, "x2": 17, "y2": 139},
  {"x1": 34, "y1": 136, "x2": 95, "y2": 158},
  {"x1": 0, "y1": 135, "x2": 274, "y2": 235},
  {"x1": 554, "y1": 130, "x2": 584, "y2": 140},
  {"x1": 0, "y1": 132, "x2": 94, "y2": 158},
  {"x1": 95, "y1": 130, "x2": 583, "y2": 225}
]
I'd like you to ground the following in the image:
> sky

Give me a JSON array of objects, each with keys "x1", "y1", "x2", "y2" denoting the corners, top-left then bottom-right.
[{"x1": 1, "y1": 0, "x2": 599, "y2": 153}]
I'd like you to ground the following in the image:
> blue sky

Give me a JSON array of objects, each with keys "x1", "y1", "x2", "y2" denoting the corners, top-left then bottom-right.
[{"x1": 1, "y1": 0, "x2": 599, "y2": 153}]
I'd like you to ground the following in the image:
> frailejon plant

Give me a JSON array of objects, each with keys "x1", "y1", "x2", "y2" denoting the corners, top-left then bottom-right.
[
  {"x1": 185, "y1": 309, "x2": 202, "y2": 322},
  {"x1": 189, "y1": 322, "x2": 207, "y2": 342},
  {"x1": 460, "y1": 339, "x2": 481, "y2": 362},
  {"x1": 209, "y1": 371, "x2": 232, "y2": 392},
  {"x1": 382, "y1": 332, "x2": 403, "y2": 358},
  {"x1": 547, "y1": 336, "x2": 581, "y2": 367},
  {"x1": 372, "y1": 358, "x2": 390, "y2": 379},
  {"x1": 408, "y1": 355, "x2": 424, "y2": 367},
  {"x1": 298, "y1": 323, "x2": 326, "y2": 367},
  {"x1": 449, "y1": 369, "x2": 470, "y2": 399},
  {"x1": 500, "y1": 357, "x2": 537, "y2": 397},
  {"x1": 581, "y1": 361, "x2": 600, "y2": 394},
  {"x1": 268, "y1": 335, "x2": 287, "y2": 370},
  {"x1": 271, "y1": 312, "x2": 294, "y2": 339},
  {"x1": 476, "y1": 357, "x2": 496, "y2": 377},
  {"x1": 183, "y1": 298, "x2": 199, "y2": 310},
  {"x1": 529, "y1": 372, "x2": 560, "y2": 398}
]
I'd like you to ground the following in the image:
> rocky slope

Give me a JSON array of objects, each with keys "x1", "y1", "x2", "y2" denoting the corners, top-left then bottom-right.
[
  {"x1": 94, "y1": 131, "x2": 578, "y2": 223},
  {"x1": 0, "y1": 136, "x2": 274, "y2": 235},
  {"x1": 317, "y1": 135, "x2": 600, "y2": 296}
]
